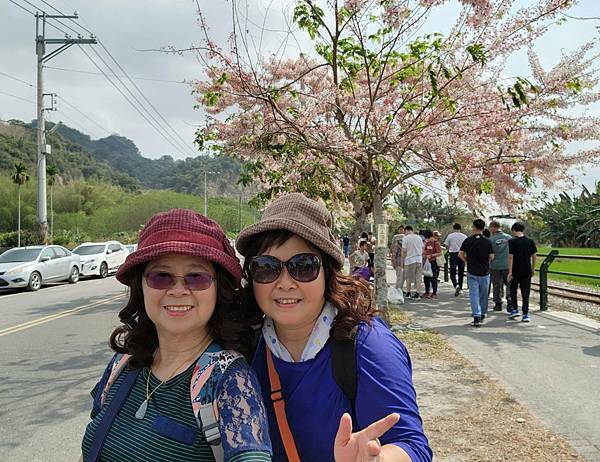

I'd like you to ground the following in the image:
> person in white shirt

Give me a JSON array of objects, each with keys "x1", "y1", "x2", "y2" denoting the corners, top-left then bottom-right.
[
  {"x1": 402, "y1": 225, "x2": 424, "y2": 299},
  {"x1": 444, "y1": 223, "x2": 467, "y2": 296}
]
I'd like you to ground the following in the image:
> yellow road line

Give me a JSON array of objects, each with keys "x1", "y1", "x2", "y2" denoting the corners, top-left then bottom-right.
[{"x1": 0, "y1": 293, "x2": 125, "y2": 337}]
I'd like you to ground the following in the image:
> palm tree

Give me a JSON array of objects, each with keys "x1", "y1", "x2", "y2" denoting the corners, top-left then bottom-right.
[
  {"x1": 47, "y1": 165, "x2": 58, "y2": 243},
  {"x1": 11, "y1": 162, "x2": 30, "y2": 247}
]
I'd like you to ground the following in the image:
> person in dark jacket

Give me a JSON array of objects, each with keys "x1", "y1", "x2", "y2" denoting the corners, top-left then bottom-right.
[{"x1": 508, "y1": 222, "x2": 538, "y2": 323}]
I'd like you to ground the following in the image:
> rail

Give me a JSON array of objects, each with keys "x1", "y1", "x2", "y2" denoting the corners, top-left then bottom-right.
[
  {"x1": 442, "y1": 250, "x2": 600, "y2": 310},
  {"x1": 535, "y1": 251, "x2": 600, "y2": 310}
]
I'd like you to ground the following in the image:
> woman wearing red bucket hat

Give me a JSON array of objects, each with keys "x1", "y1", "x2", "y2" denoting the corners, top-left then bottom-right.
[
  {"x1": 80, "y1": 209, "x2": 272, "y2": 462},
  {"x1": 236, "y1": 193, "x2": 432, "y2": 462}
]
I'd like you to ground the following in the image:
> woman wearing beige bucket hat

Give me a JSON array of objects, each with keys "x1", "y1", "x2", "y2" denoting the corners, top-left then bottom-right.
[
  {"x1": 237, "y1": 193, "x2": 432, "y2": 462},
  {"x1": 80, "y1": 209, "x2": 272, "y2": 462}
]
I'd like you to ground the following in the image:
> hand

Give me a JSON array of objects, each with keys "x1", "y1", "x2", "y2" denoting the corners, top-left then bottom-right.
[
  {"x1": 507, "y1": 273, "x2": 513, "y2": 282},
  {"x1": 334, "y1": 412, "x2": 400, "y2": 462}
]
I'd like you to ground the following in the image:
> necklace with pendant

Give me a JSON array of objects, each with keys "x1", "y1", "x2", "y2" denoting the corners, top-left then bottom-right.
[{"x1": 135, "y1": 334, "x2": 212, "y2": 420}]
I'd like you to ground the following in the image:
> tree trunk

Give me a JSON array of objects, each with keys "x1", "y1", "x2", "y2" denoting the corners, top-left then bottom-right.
[
  {"x1": 372, "y1": 192, "x2": 389, "y2": 320},
  {"x1": 17, "y1": 186, "x2": 21, "y2": 248},
  {"x1": 349, "y1": 196, "x2": 367, "y2": 252}
]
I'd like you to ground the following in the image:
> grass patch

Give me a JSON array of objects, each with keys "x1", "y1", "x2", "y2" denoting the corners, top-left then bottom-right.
[
  {"x1": 536, "y1": 247, "x2": 600, "y2": 288},
  {"x1": 388, "y1": 306, "x2": 448, "y2": 356}
]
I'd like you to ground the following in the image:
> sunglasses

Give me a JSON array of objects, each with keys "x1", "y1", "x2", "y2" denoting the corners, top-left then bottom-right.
[
  {"x1": 249, "y1": 253, "x2": 322, "y2": 284},
  {"x1": 144, "y1": 271, "x2": 216, "y2": 291}
]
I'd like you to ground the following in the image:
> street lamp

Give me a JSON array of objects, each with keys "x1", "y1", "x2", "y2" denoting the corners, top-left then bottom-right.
[{"x1": 204, "y1": 170, "x2": 221, "y2": 217}]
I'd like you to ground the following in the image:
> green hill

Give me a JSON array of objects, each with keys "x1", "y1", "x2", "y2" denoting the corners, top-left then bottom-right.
[{"x1": 0, "y1": 119, "x2": 245, "y2": 197}]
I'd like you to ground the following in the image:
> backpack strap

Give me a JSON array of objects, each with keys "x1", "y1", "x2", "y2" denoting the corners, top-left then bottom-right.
[
  {"x1": 88, "y1": 359, "x2": 140, "y2": 462},
  {"x1": 331, "y1": 335, "x2": 357, "y2": 415},
  {"x1": 190, "y1": 345, "x2": 243, "y2": 462},
  {"x1": 100, "y1": 353, "x2": 132, "y2": 407}
]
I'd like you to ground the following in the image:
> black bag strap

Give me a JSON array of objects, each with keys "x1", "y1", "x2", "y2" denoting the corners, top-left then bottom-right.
[
  {"x1": 87, "y1": 367, "x2": 140, "y2": 462},
  {"x1": 331, "y1": 336, "x2": 357, "y2": 414}
]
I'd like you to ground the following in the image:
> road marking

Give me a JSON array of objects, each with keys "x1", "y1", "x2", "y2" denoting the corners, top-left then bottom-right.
[{"x1": 0, "y1": 293, "x2": 125, "y2": 337}]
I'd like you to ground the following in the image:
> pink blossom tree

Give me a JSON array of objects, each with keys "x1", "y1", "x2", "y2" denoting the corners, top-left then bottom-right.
[{"x1": 192, "y1": 0, "x2": 600, "y2": 311}]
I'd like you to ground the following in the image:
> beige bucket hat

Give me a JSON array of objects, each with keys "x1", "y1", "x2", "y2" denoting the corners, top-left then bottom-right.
[{"x1": 235, "y1": 193, "x2": 344, "y2": 266}]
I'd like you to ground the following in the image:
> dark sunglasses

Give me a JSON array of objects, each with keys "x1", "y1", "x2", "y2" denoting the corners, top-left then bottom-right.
[
  {"x1": 144, "y1": 271, "x2": 216, "y2": 291},
  {"x1": 249, "y1": 253, "x2": 322, "y2": 284}
]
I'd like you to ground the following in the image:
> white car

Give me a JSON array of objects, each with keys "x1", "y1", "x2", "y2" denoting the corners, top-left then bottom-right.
[
  {"x1": 0, "y1": 245, "x2": 81, "y2": 291},
  {"x1": 73, "y1": 241, "x2": 128, "y2": 278}
]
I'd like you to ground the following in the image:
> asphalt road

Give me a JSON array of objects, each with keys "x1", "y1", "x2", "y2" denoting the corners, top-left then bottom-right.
[{"x1": 0, "y1": 276, "x2": 127, "y2": 462}]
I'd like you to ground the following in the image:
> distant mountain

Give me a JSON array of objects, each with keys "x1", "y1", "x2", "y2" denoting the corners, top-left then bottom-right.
[{"x1": 0, "y1": 119, "x2": 245, "y2": 197}]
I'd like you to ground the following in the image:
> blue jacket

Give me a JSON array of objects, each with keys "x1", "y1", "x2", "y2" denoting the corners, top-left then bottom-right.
[{"x1": 252, "y1": 317, "x2": 432, "y2": 462}]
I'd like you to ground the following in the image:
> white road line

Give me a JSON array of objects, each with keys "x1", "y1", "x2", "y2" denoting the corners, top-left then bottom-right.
[{"x1": 0, "y1": 293, "x2": 125, "y2": 337}]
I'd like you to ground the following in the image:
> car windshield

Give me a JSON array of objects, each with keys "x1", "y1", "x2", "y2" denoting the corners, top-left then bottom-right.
[
  {"x1": 73, "y1": 245, "x2": 105, "y2": 255},
  {"x1": 0, "y1": 248, "x2": 42, "y2": 263}
]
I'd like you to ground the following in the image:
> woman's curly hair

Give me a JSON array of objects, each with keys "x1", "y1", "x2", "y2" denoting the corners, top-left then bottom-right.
[
  {"x1": 241, "y1": 230, "x2": 377, "y2": 340},
  {"x1": 109, "y1": 263, "x2": 263, "y2": 367}
]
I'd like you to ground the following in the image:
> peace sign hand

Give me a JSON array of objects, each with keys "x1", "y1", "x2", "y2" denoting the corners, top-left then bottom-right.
[{"x1": 334, "y1": 412, "x2": 400, "y2": 462}]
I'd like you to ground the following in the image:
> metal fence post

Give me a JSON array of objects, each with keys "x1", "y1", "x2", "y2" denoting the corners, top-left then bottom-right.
[{"x1": 539, "y1": 250, "x2": 558, "y2": 311}]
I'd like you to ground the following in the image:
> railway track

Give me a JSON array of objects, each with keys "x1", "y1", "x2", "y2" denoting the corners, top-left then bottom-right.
[{"x1": 531, "y1": 281, "x2": 600, "y2": 305}]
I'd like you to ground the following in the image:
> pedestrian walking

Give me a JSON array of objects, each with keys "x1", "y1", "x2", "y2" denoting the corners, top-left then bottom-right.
[
  {"x1": 235, "y1": 192, "x2": 433, "y2": 462},
  {"x1": 422, "y1": 230, "x2": 442, "y2": 299},
  {"x1": 80, "y1": 209, "x2": 272, "y2": 462},
  {"x1": 342, "y1": 234, "x2": 350, "y2": 258},
  {"x1": 459, "y1": 219, "x2": 495, "y2": 327},
  {"x1": 508, "y1": 222, "x2": 538, "y2": 322},
  {"x1": 444, "y1": 223, "x2": 467, "y2": 296},
  {"x1": 391, "y1": 226, "x2": 405, "y2": 290},
  {"x1": 488, "y1": 221, "x2": 512, "y2": 312},
  {"x1": 402, "y1": 225, "x2": 424, "y2": 299}
]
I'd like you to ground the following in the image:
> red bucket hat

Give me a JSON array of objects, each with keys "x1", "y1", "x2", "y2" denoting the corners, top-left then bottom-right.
[{"x1": 116, "y1": 208, "x2": 241, "y2": 285}]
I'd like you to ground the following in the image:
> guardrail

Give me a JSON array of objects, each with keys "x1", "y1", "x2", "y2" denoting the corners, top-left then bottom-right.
[
  {"x1": 442, "y1": 250, "x2": 600, "y2": 311},
  {"x1": 536, "y1": 251, "x2": 600, "y2": 310}
]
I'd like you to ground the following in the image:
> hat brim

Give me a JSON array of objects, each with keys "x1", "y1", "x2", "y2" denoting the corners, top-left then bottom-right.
[
  {"x1": 115, "y1": 241, "x2": 242, "y2": 285},
  {"x1": 236, "y1": 217, "x2": 344, "y2": 267}
]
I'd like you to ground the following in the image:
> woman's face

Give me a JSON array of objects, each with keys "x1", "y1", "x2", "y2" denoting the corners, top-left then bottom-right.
[
  {"x1": 252, "y1": 235, "x2": 326, "y2": 332},
  {"x1": 142, "y1": 253, "x2": 217, "y2": 339}
]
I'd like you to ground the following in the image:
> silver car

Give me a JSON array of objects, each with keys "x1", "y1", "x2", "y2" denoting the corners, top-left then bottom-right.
[
  {"x1": 73, "y1": 241, "x2": 128, "y2": 278},
  {"x1": 0, "y1": 245, "x2": 81, "y2": 291}
]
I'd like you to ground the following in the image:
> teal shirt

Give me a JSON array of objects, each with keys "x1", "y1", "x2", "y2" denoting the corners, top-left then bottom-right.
[
  {"x1": 490, "y1": 231, "x2": 512, "y2": 270},
  {"x1": 82, "y1": 355, "x2": 271, "y2": 462}
]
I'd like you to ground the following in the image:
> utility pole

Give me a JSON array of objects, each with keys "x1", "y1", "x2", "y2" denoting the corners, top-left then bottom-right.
[{"x1": 35, "y1": 11, "x2": 96, "y2": 243}]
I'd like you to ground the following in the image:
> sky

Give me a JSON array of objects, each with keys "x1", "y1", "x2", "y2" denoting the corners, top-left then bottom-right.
[{"x1": 1, "y1": 0, "x2": 598, "y2": 197}]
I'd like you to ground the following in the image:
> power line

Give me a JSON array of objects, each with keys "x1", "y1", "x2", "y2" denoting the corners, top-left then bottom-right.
[
  {"x1": 0, "y1": 71, "x2": 34, "y2": 87},
  {"x1": 0, "y1": 90, "x2": 36, "y2": 105},
  {"x1": 7, "y1": 0, "x2": 35, "y2": 16},
  {"x1": 10, "y1": 0, "x2": 198, "y2": 158},
  {"x1": 44, "y1": 65, "x2": 187, "y2": 84},
  {"x1": 0, "y1": 65, "x2": 111, "y2": 136},
  {"x1": 53, "y1": 109, "x2": 102, "y2": 139},
  {"x1": 97, "y1": 40, "x2": 197, "y2": 156},
  {"x1": 88, "y1": 45, "x2": 195, "y2": 157},
  {"x1": 19, "y1": 0, "x2": 82, "y2": 36},
  {"x1": 58, "y1": 96, "x2": 112, "y2": 135},
  {"x1": 78, "y1": 45, "x2": 192, "y2": 159}
]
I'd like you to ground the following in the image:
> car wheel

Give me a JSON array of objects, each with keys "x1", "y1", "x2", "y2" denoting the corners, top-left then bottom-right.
[
  {"x1": 68, "y1": 266, "x2": 79, "y2": 284},
  {"x1": 27, "y1": 272, "x2": 42, "y2": 291},
  {"x1": 99, "y1": 262, "x2": 108, "y2": 278}
]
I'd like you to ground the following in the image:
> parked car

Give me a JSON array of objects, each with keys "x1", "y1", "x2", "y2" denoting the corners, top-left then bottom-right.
[
  {"x1": 125, "y1": 243, "x2": 138, "y2": 254},
  {"x1": 0, "y1": 245, "x2": 81, "y2": 291},
  {"x1": 73, "y1": 241, "x2": 128, "y2": 278}
]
